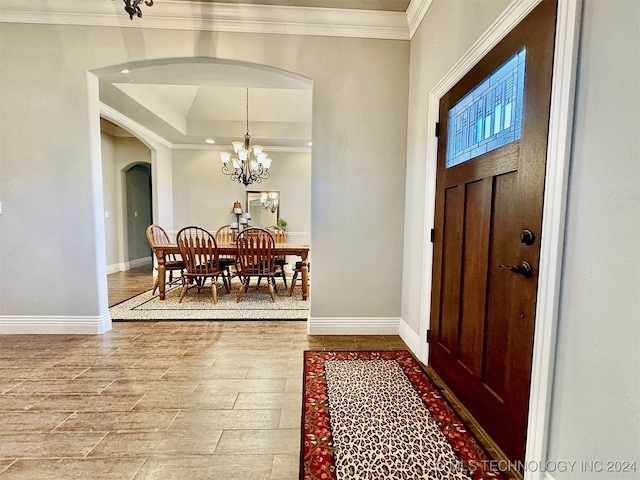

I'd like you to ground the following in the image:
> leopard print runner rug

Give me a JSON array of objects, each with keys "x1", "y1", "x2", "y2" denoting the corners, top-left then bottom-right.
[{"x1": 301, "y1": 351, "x2": 504, "y2": 480}]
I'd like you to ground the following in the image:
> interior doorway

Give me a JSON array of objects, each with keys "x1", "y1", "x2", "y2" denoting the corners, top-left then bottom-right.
[
  {"x1": 95, "y1": 58, "x2": 312, "y2": 310},
  {"x1": 124, "y1": 163, "x2": 153, "y2": 268}
]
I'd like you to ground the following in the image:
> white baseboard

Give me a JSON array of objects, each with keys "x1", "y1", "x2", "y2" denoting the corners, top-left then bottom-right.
[
  {"x1": 106, "y1": 263, "x2": 123, "y2": 274},
  {"x1": 0, "y1": 314, "x2": 112, "y2": 334},
  {"x1": 106, "y1": 256, "x2": 152, "y2": 274},
  {"x1": 130, "y1": 256, "x2": 152, "y2": 268},
  {"x1": 307, "y1": 316, "x2": 401, "y2": 335},
  {"x1": 399, "y1": 318, "x2": 421, "y2": 354}
]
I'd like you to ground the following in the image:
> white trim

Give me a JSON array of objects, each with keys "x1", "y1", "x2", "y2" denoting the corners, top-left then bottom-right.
[
  {"x1": 130, "y1": 256, "x2": 153, "y2": 268},
  {"x1": 282, "y1": 231, "x2": 310, "y2": 240},
  {"x1": 308, "y1": 317, "x2": 400, "y2": 335},
  {"x1": 399, "y1": 318, "x2": 421, "y2": 354},
  {"x1": 524, "y1": 1, "x2": 582, "y2": 478},
  {"x1": 407, "y1": 0, "x2": 433, "y2": 40},
  {"x1": 88, "y1": 71, "x2": 112, "y2": 329},
  {"x1": 0, "y1": 314, "x2": 112, "y2": 335},
  {"x1": 173, "y1": 144, "x2": 311, "y2": 153},
  {"x1": 543, "y1": 472, "x2": 557, "y2": 480},
  {"x1": 107, "y1": 256, "x2": 153, "y2": 274},
  {"x1": 0, "y1": 0, "x2": 410, "y2": 40},
  {"x1": 416, "y1": 0, "x2": 580, "y2": 475},
  {"x1": 106, "y1": 263, "x2": 123, "y2": 275},
  {"x1": 100, "y1": 103, "x2": 173, "y2": 149}
]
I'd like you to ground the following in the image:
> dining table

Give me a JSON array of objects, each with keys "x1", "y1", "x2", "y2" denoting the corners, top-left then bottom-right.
[{"x1": 152, "y1": 242, "x2": 310, "y2": 301}]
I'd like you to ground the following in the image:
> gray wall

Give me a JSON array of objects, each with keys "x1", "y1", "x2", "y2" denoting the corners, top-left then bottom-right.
[
  {"x1": 171, "y1": 149, "x2": 310, "y2": 242},
  {"x1": 546, "y1": 0, "x2": 640, "y2": 475},
  {"x1": 0, "y1": 24, "x2": 408, "y2": 320}
]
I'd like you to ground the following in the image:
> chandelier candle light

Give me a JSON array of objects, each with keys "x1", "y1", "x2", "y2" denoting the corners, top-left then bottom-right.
[
  {"x1": 261, "y1": 192, "x2": 279, "y2": 213},
  {"x1": 220, "y1": 88, "x2": 272, "y2": 187}
]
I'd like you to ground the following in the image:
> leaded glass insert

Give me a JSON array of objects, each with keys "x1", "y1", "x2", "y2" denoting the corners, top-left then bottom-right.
[{"x1": 446, "y1": 47, "x2": 526, "y2": 168}]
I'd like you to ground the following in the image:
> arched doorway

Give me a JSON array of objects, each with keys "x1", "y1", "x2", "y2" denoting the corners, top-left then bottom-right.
[
  {"x1": 124, "y1": 163, "x2": 153, "y2": 269},
  {"x1": 94, "y1": 58, "x2": 312, "y2": 311}
]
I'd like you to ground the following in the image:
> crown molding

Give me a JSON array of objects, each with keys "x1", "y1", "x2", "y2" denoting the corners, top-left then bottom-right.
[
  {"x1": 173, "y1": 143, "x2": 311, "y2": 153},
  {"x1": 407, "y1": 0, "x2": 433, "y2": 39},
  {"x1": 0, "y1": 0, "x2": 410, "y2": 40}
]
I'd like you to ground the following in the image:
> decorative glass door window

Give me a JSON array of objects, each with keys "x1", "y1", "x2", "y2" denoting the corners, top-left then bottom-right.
[{"x1": 446, "y1": 47, "x2": 526, "y2": 168}]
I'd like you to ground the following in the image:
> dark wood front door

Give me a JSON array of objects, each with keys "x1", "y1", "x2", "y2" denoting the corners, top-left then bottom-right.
[{"x1": 428, "y1": 0, "x2": 557, "y2": 465}]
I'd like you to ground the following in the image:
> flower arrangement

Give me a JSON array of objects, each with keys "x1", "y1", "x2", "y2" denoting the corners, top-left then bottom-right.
[{"x1": 277, "y1": 217, "x2": 288, "y2": 231}]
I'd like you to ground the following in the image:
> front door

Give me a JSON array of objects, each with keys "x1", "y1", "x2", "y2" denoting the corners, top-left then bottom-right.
[{"x1": 428, "y1": 0, "x2": 557, "y2": 465}]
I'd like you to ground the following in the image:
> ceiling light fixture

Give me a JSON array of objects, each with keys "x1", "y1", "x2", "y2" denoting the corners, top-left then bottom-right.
[
  {"x1": 123, "y1": 0, "x2": 153, "y2": 20},
  {"x1": 219, "y1": 88, "x2": 272, "y2": 187}
]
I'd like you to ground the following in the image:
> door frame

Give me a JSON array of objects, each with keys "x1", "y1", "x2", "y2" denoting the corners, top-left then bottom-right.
[{"x1": 418, "y1": 1, "x2": 582, "y2": 477}]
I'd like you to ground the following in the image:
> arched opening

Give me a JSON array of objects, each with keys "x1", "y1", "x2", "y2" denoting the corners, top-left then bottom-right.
[
  {"x1": 124, "y1": 163, "x2": 153, "y2": 269},
  {"x1": 93, "y1": 58, "x2": 313, "y2": 313}
]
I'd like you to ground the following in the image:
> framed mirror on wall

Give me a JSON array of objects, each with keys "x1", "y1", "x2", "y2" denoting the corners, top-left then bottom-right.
[{"x1": 246, "y1": 191, "x2": 279, "y2": 228}]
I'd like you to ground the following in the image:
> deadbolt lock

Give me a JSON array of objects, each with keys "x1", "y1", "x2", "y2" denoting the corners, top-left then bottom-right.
[{"x1": 520, "y1": 229, "x2": 535, "y2": 245}]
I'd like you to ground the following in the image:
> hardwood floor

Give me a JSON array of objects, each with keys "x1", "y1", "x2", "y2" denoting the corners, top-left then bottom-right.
[
  {"x1": 107, "y1": 264, "x2": 155, "y2": 307},
  {"x1": 0, "y1": 268, "x2": 408, "y2": 479}
]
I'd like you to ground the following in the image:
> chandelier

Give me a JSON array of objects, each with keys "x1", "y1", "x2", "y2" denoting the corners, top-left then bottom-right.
[
  {"x1": 123, "y1": 0, "x2": 153, "y2": 19},
  {"x1": 261, "y1": 192, "x2": 279, "y2": 213},
  {"x1": 219, "y1": 88, "x2": 272, "y2": 187}
]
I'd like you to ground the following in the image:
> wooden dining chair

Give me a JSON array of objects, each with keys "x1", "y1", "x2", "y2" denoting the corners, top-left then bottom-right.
[
  {"x1": 215, "y1": 224, "x2": 238, "y2": 286},
  {"x1": 289, "y1": 260, "x2": 310, "y2": 297},
  {"x1": 265, "y1": 225, "x2": 288, "y2": 289},
  {"x1": 235, "y1": 227, "x2": 278, "y2": 303},
  {"x1": 146, "y1": 224, "x2": 184, "y2": 295},
  {"x1": 176, "y1": 226, "x2": 230, "y2": 303}
]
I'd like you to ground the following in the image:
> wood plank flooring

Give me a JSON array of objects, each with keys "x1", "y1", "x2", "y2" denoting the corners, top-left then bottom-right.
[
  {"x1": 0, "y1": 268, "x2": 408, "y2": 479},
  {"x1": 108, "y1": 264, "x2": 156, "y2": 307}
]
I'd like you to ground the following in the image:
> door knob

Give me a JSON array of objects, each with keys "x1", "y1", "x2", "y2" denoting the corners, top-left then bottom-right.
[{"x1": 500, "y1": 261, "x2": 533, "y2": 278}]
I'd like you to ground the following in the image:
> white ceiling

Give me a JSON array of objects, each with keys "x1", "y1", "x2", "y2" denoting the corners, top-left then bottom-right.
[
  {"x1": 97, "y1": 0, "x2": 412, "y2": 150},
  {"x1": 99, "y1": 58, "x2": 314, "y2": 150}
]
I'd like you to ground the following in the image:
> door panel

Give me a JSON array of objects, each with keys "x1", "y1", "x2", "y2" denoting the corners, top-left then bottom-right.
[
  {"x1": 439, "y1": 185, "x2": 463, "y2": 354},
  {"x1": 458, "y1": 179, "x2": 491, "y2": 375},
  {"x1": 429, "y1": 0, "x2": 557, "y2": 466}
]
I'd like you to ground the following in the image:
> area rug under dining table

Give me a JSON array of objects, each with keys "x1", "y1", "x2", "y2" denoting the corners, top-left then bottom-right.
[
  {"x1": 301, "y1": 350, "x2": 504, "y2": 480},
  {"x1": 110, "y1": 278, "x2": 309, "y2": 321}
]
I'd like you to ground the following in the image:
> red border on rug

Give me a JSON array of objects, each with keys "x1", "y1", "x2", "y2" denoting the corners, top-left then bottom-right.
[{"x1": 300, "y1": 350, "x2": 505, "y2": 480}]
